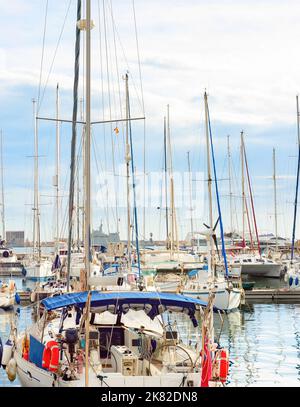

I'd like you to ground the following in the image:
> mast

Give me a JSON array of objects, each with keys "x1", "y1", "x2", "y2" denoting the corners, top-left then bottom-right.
[
  {"x1": 273, "y1": 148, "x2": 278, "y2": 251},
  {"x1": 187, "y1": 151, "x2": 194, "y2": 247},
  {"x1": 167, "y1": 105, "x2": 178, "y2": 257},
  {"x1": 80, "y1": 97, "x2": 85, "y2": 247},
  {"x1": 125, "y1": 73, "x2": 131, "y2": 270},
  {"x1": 0, "y1": 131, "x2": 5, "y2": 241},
  {"x1": 126, "y1": 73, "x2": 142, "y2": 282},
  {"x1": 291, "y1": 95, "x2": 300, "y2": 263},
  {"x1": 84, "y1": 0, "x2": 92, "y2": 282},
  {"x1": 204, "y1": 92, "x2": 215, "y2": 275},
  {"x1": 163, "y1": 116, "x2": 169, "y2": 245},
  {"x1": 227, "y1": 135, "x2": 233, "y2": 239},
  {"x1": 240, "y1": 131, "x2": 245, "y2": 252},
  {"x1": 243, "y1": 136, "x2": 261, "y2": 256},
  {"x1": 67, "y1": 0, "x2": 82, "y2": 289},
  {"x1": 54, "y1": 84, "x2": 60, "y2": 255},
  {"x1": 32, "y1": 99, "x2": 41, "y2": 261}
]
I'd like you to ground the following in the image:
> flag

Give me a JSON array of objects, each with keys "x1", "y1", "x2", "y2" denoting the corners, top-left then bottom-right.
[
  {"x1": 51, "y1": 254, "x2": 61, "y2": 272},
  {"x1": 201, "y1": 335, "x2": 212, "y2": 387}
]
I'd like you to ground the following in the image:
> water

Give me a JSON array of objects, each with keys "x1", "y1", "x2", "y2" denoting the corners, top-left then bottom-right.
[{"x1": 0, "y1": 284, "x2": 300, "y2": 386}]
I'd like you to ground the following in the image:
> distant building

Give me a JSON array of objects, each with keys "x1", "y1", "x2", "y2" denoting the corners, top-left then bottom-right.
[
  {"x1": 6, "y1": 231, "x2": 25, "y2": 247},
  {"x1": 91, "y1": 224, "x2": 120, "y2": 250}
]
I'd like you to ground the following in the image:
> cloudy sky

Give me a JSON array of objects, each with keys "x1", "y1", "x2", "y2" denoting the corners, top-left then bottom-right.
[{"x1": 0, "y1": 0, "x2": 300, "y2": 242}]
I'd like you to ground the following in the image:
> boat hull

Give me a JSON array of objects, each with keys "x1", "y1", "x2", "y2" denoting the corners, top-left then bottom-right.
[
  {"x1": 182, "y1": 288, "x2": 241, "y2": 311},
  {"x1": 15, "y1": 350, "x2": 201, "y2": 387},
  {"x1": 241, "y1": 263, "x2": 281, "y2": 278}
]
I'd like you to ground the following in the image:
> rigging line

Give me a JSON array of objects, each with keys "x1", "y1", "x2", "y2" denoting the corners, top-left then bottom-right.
[
  {"x1": 106, "y1": 1, "x2": 143, "y2": 113},
  {"x1": 110, "y1": 0, "x2": 125, "y2": 169},
  {"x1": 67, "y1": 0, "x2": 81, "y2": 290},
  {"x1": 37, "y1": 0, "x2": 49, "y2": 109},
  {"x1": 206, "y1": 99, "x2": 229, "y2": 277},
  {"x1": 38, "y1": 0, "x2": 72, "y2": 114},
  {"x1": 243, "y1": 139, "x2": 261, "y2": 255},
  {"x1": 97, "y1": 0, "x2": 110, "y2": 234},
  {"x1": 91, "y1": 129, "x2": 116, "y2": 231},
  {"x1": 132, "y1": 0, "x2": 145, "y2": 114},
  {"x1": 103, "y1": 0, "x2": 119, "y2": 233}
]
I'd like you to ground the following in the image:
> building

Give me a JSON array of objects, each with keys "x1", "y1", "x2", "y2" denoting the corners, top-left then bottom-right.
[
  {"x1": 6, "y1": 231, "x2": 25, "y2": 247},
  {"x1": 91, "y1": 224, "x2": 120, "y2": 250}
]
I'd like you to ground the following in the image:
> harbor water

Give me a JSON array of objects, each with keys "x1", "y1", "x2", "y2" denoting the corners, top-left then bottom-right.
[{"x1": 0, "y1": 276, "x2": 299, "y2": 387}]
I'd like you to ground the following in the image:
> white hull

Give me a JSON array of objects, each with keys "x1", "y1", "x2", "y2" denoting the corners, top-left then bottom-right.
[
  {"x1": 15, "y1": 349, "x2": 201, "y2": 387},
  {"x1": 26, "y1": 260, "x2": 53, "y2": 280},
  {"x1": 0, "y1": 291, "x2": 14, "y2": 309},
  {"x1": 182, "y1": 288, "x2": 241, "y2": 311},
  {"x1": 241, "y1": 263, "x2": 281, "y2": 278}
]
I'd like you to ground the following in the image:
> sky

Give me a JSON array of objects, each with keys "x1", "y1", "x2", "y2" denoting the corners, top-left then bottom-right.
[{"x1": 0, "y1": 0, "x2": 300, "y2": 242}]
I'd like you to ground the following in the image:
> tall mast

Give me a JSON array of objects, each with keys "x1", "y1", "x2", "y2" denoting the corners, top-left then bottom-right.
[
  {"x1": 166, "y1": 105, "x2": 179, "y2": 257},
  {"x1": 55, "y1": 84, "x2": 60, "y2": 255},
  {"x1": 125, "y1": 73, "x2": 131, "y2": 270},
  {"x1": 84, "y1": 0, "x2": 92, "y2": 281},
  {"x1": 243, "y1": 137, "x2": 261, "y2": 256},
  {"x1": 32, "y1": 99, "x2": 40, "y2": 261},
  {"x1": 240, "y1": 131, "x2": 245, "y2": 252},
  {"x1": 291, "y1": 95, "x2": 300, "y2": 263},
  {"x1": 204, "y1": 92, "x2": 215, "y2": 275},
  {"x1": 297, "y1": 95, "x2": 300, "y2": 145},
  {"x1": 227, "y1": 135, "x2": 233, "y2": 239},
  {"x1": 273, "y1": 148, "x2": 278, "y2": 251},
  {"x1": 0, "y1": 131, "x2": 5, "y2": 241},
  {"x1": 187, "y1": 151, "x2": 194, "y2": 247},
  {"x1": 163, "y1": 116, "x2": 169, "y2": 245},
  {"x1": 80, "y1": 97, "x2": 85, "y2": 246}
]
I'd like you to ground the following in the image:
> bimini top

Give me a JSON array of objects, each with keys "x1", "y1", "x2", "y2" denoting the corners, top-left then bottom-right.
[{"x1": 41, "y1": 291, "x2": 218, "y2": 327}]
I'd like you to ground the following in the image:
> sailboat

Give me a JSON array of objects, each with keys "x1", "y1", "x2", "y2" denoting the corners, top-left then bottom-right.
[
  {"x1": 181, "y1": 92, "x2": 241, "y2": 311},
  {"x1": 1, "y1": 1, "x2": 231, "y2": 387},
  {"x1": 225, "y1": 132, "x2": 282, "y2": 278},
  {"x1": 0, "y1": 132, "x2": 17, "y2": 309},
  {"x1": 285, "y1": 95, "x2": 300, "y2": 289},
  {"x1": 24, "y1": 100, "x2": 54, "y2": 281},
  {"x1": 0, "y1": 131, "x2": 19, "y2": 274}
]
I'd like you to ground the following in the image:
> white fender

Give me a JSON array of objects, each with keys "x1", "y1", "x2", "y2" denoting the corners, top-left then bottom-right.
[
  {"x1": 6, "y1": 358, "x2": 17, "y2": 382},
  {"x1": 2, "y1": 340, "x2": 13, "y2": 367}
]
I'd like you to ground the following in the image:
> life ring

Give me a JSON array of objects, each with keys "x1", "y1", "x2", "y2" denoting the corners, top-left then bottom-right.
[
  {"x1": 214, "y1": 348, "x2": 229, "y2": 383},
  {"x1": 22, "y1": 335, "x2": 29, "y2": 360},
  {"x1": 42, "y1": 341, "x2": 59, "y2": 372}
]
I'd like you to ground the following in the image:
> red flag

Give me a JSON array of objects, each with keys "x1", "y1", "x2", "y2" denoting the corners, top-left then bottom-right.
[{"x1": 201, "y1": 336, "x2": 212, "y2": 387}]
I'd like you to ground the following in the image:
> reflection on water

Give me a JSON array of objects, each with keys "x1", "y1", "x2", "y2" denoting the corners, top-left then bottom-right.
[{"x1": 0, "y1": 300, "x2": 300, "y2": 387}]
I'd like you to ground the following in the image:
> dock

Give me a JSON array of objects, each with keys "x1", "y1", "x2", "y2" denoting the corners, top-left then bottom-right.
[
  {"x1": 0, "y1": 262, "x2": 24, "y2": 277},
  {"x1": 245, "y1": 288, "x2": 300, "y2": 303}
]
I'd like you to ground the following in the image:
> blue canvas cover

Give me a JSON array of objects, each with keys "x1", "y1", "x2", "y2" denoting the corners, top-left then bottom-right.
[{"x1": 29, "y1": 335, "x2": 45, "y2": 369}]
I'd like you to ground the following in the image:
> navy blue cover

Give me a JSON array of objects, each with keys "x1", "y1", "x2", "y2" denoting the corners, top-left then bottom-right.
[{"x1": 29, "y1": 335, "x2": 45, "y2": 369}]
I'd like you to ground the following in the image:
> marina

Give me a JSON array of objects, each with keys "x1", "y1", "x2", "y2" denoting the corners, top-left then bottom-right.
[{"x1": 0, "y1": 0, "x2": 300, "y2": 394}]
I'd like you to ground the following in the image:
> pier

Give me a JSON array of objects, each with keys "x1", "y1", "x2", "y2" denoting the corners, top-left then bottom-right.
[{"x1": 245, "y1": 289, "x2": 300, "y2": 303}]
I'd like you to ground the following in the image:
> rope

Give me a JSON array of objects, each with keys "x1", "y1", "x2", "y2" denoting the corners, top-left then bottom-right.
[
  {"x1": 243, "y1": 139, "x2": 261, "y2": 255},
  {"x1": 127, "y1": 75, "x2": 141, "y2": 277},
  {"x1": 67, "y1": 0, "x2": 82, "y2": 290},
  {"x1": 37, "y1": 0, "x2": 49, "y2": 109},
  {"x1": 102, "y1": 0, "x2": 119, "y2": 234},
  {"x1": 38, "y1": 0, "x2": 72, "y2": 113},
  {"x1": 291, "y1": 142, "x2": 300, "y2": 261},
  {"x1": 206, "y1": 98, "x2": 229, "y2": 277},
  {"x1": 97, "y1": 0, "x2": 110, "y2": 234}
]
